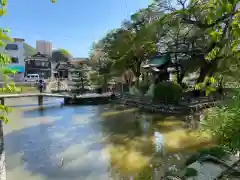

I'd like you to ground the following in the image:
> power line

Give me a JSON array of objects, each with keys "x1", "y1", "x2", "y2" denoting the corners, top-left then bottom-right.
[{"x1": 124, "y1": 0, "x2": 128, "y2": 16}]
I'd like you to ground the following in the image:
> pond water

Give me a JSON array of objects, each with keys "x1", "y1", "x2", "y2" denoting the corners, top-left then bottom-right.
[{"x1": 3, "y1": 97, "x2": 208, "y2": 180}]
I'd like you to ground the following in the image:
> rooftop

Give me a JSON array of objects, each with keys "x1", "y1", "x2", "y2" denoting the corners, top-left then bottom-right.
[{"x1": 13, "y1": 38, "x2": 25, "y2": 42}]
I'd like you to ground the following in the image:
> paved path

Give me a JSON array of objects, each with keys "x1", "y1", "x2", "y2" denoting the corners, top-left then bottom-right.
[{"x1": 45, "y1": 80, "x2": 68, "y2": 92}]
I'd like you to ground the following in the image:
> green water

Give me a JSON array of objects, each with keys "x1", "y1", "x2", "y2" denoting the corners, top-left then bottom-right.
[{"x1": 3, "y1": 97, "x2": 204, "y2": 180}]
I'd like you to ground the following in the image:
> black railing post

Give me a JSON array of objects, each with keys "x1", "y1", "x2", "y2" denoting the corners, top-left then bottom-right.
[
  {"x1": 38, "y1": 95, "x2": 43, "y2": 107},
  {"x1": 0, "y1": 98, "x2": 4, "y2": 105}
]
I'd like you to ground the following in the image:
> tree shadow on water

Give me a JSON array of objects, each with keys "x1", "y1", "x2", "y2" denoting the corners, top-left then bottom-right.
[{"x1": 4, "y1": 105, "x2": 108, "y2": 179}]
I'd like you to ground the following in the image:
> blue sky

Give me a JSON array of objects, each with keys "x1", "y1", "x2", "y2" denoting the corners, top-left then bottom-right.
[{"x1": 1, "y1": 0, "x2": 150, "y2": 57}]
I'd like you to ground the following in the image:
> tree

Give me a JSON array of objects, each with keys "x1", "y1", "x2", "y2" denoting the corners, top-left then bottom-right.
[
  {"x1": 88, "y1": 71, "x2": 104, "y2": 86},
  {"x1": 102, "y1": 7, "x2": 161, "y2": 86},
  {"x1": 71, "y1": 70, "x2": 87, "y2": 94},
  {"x1": 153, "y1": 0, "x2": 240, "y2": 174},
  {"x1": 155, "y1": 0, "x2": 240, "y2": 86},
  {"x1": 89, "y1": 40, "x2": 114, "y2": 91},
  {"x1": 203, "y1": 93, "x2": 240, "y2": 153},
  {"x1": 154, "y1": 0, "x2": 240, "y2": 148},
  {"x1": 0, "y1": 1, "x2": 56, "y2": 179},
  {"x1": 51, "y1": 48, "x2": 72, "y2": 63}
]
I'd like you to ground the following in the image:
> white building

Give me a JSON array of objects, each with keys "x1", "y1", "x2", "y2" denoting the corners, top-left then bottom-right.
[
  {"x1": 36, "y1": 40, "x2": 52, "y2": 55},
  {"x1": 0, "y1": 38, "x2": 26, "y2": 81}
]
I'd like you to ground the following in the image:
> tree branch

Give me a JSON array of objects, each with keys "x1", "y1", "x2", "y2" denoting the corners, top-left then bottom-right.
[{"x1": 181, "y1": 12, "x2": 236, "y2": 29}]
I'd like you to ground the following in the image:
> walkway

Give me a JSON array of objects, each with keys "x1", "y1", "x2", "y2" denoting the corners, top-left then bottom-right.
[{"x1": 0, "y1": 92, "x2": 113, "y2": 99}]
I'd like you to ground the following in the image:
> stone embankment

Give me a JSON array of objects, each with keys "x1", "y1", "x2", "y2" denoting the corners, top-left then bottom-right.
[{"x1": 114, "y1": 93, "x2": 222, "y2": 114}]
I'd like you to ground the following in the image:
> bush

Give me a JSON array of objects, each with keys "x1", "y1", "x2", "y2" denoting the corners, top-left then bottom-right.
[
  {"x1": 153, "y1": 82, "x2": 182, "y2": 104},
  {"x1": 185, "y1": 167, "x2": 198, "y2": 177},
  {"x1": 198, "y1": 146, "x2": 228, "y2": 159},
  {"x1": 185, "y1": 146, "x2": 228, "y2": 166}
]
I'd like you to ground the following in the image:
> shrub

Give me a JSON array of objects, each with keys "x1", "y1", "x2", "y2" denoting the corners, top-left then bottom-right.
[
  {"x1": 153, "y1": 82, "x2": 182, "y2": 104},
  {"x1": 185, "y1": 167, "x2": 198, "y2": 177},
  {"x1": 185, "y1": 146, "x2": 228, "y2": 166},
  {"x1": 198, "y1": 146, "x2": 228, "y2": 159}
]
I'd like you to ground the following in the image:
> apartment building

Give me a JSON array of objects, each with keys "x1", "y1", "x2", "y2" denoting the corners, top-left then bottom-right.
[
  {"x1": 0, "y1": 38, "x2": 26, "y2": 81},
  {"x1": 36, "y1": 40, "x2": 52, "y2": 55}
]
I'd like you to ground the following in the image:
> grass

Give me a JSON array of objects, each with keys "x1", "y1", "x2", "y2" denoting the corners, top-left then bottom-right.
[{"x1": 0, "y1": 86, "x2": 38, "y2": 94}]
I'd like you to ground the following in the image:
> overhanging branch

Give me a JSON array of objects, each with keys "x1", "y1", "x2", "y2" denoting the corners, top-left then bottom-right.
[{"x1": 181, "y1": 11, "x2": 236, "y2": 29}]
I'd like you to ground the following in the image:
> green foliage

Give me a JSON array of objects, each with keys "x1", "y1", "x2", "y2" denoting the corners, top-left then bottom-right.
[
  {"x1": 184, "y1": 167, "x2": 198, "y2": 178},
  {"x1": 106, "y1": 25, "x2": 158, "y2": 78},
  {"x1": 58, "y1": 48, "x2": 71, "y2": 56},
  {"x1": 0, "y1": 0, "x2": 15, "y2": 124},
  {"x1": 203, "y1": 93, "x2": 240, "y2": 153},
  {"x1": 153, "y1": 82, "x2": 182, "y2": 104},
  {"x1": 51, "y1": 48, "x2": 72, "y2": 62},
  {"x1": 185, "y1": 146, "x2": 228, "y2": 166},
  {"x1": 152, "y1": 0, "x2": 240, "y2": 86},
  {"x1": 194, "y1": 76, "x2": 217, "y2": 96},
  {"x1": 199, "y1": 146, "x2": 228, "y2": 159},
  {"x1": 88, "y1": 71, "x2": 104, "y2": 86},
  {"x1": 88, "y1": 6, "x2": 162, "y2": 83}
]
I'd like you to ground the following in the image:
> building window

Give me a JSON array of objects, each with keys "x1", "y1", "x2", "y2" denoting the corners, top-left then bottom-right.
[
  {"x1": 5, "y1": 44, "x2": 18, "y2": 50},
  {"x1": 44, "y1": 62, "x2": 49, "y2": 67},
  {"x1": 35, "y1": 61, "x2": 41, "y2": 66},
  {"x1": 11, "y1": 57, "x2": 19, "y2": 63},
  {"x1": 34, "y1": 61, "x2": 49, "y2": 67},
  {"x1": 40, "y1": 72, "x2": 45, "y2": 77}
]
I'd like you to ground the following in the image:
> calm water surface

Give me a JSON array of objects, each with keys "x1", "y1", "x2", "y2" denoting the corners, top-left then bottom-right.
[{"x1": 3, "y1": 97, "x2": 203, "y2": 180}]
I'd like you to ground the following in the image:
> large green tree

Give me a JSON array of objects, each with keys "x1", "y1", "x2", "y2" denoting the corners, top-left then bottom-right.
[
  {"x1": 102, "y1": 7, "x2": 162, "y2": 86},
  {"x1": 51, "y1": 48, "x2": 72, "y2": 63},
  {"x1": 155, "y1": 0, "x2": 240, "y2": 85},
  {"x1": 152, "y1": 0, "x2": 240, "y2": 151},
  {"x1": 89, "y1": 39, "x2": 115, "y2": 91}
]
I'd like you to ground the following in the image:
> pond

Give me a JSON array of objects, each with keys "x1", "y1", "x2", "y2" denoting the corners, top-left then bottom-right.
[{"x1": 3, "y1": 97, "x2": 209, "y2": 180}]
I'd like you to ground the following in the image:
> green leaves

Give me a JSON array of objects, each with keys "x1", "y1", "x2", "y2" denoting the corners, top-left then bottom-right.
[
  {"x1": 203, "y1": 101, "x2": 240, "y2": 153},
  {"x1": 51, "y1": 49, "x2": 72, "y2": 62},
  {"x1": 0, "y1": 0, "x2": 7, "y2": 6},
  {"x1": 0, "y1": 7, "x2": 6, "y2": 16},
  {"x1": 0, "y1": 104, "x2": 11, "y2": 113},
  {"x1": 0, "y1": 53, "x2": 11, "y2": 64},
  {"x1": 0, "y1": 104, "x2": 11, "y2": 124},
  {"x1": 210, "y1": 30, "x2": 222, "y2": 41},
  {"x1": 205, "y1": 47, "x2": 220, "y2": 61},
  {"x1": 58, "y1": 48, "x2": 71, "y2": 56}
]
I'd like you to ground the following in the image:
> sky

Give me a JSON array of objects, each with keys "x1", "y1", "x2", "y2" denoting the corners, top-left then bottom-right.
[{"x1": 1, "y1": 0, "x2": 151, "y2": 57}]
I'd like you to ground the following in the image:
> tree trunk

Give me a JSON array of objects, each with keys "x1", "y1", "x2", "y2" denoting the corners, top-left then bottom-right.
[
  {"x1": 103, "y1": 75, "x2": 108, "y2": 92},
  {"x1": 197, "y1": 66, "x2": 209, "y2": 83},
  {"x1": 177, "y1": 70, "x2": 185, "y2": 86},
  {"x1": 0, "y1": 121, "x2": 6, "y2": 180},
  {"x1": 81, "y1": 78, "x2": 84, "y2": 94},
  {"x1": 197, "y1": 59, "x2": 217, "y2": 83}
]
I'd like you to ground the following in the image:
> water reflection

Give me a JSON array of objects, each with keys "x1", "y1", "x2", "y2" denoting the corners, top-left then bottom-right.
[{"x1": 4, "y1": 100, "x2": 210, "y2": 180}]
